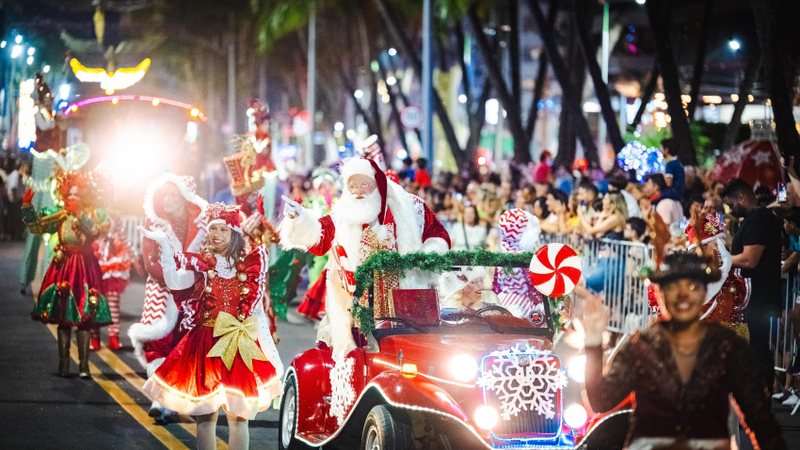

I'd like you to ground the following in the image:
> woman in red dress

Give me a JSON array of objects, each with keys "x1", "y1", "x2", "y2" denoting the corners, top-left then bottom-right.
[{"x1": 142, "y1": 203, "x2": 282, "y2": 449}]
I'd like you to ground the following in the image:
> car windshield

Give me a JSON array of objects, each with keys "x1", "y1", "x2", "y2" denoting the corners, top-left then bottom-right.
[{"x1": 377, "y1": 266, "x2": 552, "y2": 335}]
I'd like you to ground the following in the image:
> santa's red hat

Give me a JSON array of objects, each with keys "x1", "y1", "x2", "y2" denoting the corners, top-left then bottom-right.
[
  {"x1": 203, "y1": 203, "x2": 243, "y2": 235},
  {"x1": 340, "y1": 157, "x2": 388, "y2": 225}
]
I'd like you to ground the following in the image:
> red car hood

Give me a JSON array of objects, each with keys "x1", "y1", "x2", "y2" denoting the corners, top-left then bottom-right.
[{"x1": 377, "y1": 333, "x2": 554, "y2": 360}]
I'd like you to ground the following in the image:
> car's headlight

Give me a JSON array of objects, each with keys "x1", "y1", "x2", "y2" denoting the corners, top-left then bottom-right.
[
  {"x1": 449, "y1": 353, "x2": 479, "y2": 383},
  {"x1": 474, "y1": 404, "x2": 499, "y2": 430},
  {"x1": 563, "y1": 403, "x2": 588, "y2": 429},
  {"x1": 567, "y1": 354, "x2": 586, "y2": 383}
]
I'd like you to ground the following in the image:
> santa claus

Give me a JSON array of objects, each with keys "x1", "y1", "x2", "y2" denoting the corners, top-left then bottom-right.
[
  {"x1": 128, "y1": 174, "x2": 207, "y2": 419},
  {"x1": 279, "y1": 157, "x2": 450, "y2": 358}
]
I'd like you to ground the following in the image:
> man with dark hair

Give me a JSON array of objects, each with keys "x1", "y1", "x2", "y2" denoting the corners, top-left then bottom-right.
[
  {"x1": 624, "y1": 217, "x2": 649, "y2": 244},
  {"x1": 644, "y1": 173, "x2": 683, "y2": 226},
  {"x1": 662, "y1": 137, "x2": 685, "y2": 200},
  {"x1": 722, "y1": 178, "x2": 782, "y2": 390},
  {"x1": 577, "y1": 179, "x2": 600, "y2": 226}
]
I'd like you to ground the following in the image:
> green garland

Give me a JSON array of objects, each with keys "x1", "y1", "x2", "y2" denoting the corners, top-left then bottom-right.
[{"x1": 351, "y1": 249, "x2": 533, "y2": 333}]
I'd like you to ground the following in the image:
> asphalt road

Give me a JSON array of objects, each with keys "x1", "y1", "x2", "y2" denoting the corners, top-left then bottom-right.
[
  {"x1": 0, "y1": 241, "x2": 316, "y2": 449},
  {"x1": 1, "y1": 240, "x2": 798, "y2": 449}
]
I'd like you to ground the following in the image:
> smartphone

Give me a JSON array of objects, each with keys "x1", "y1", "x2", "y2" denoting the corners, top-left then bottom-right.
[{"x1": 778, "y1": 182, "x2": 787, "y2": 203}]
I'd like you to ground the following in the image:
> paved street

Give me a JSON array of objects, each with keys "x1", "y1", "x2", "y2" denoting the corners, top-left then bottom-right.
[
  {"x1": 0, "y1": 242, "x2": 316, "y2": 449},
  {"x1": 1, "y1": 240, "x2": 798, "y2": 449}
]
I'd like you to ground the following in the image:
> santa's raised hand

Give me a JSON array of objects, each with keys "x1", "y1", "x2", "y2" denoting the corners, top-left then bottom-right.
[{"x1": 281, "y1": 195, "x2": 306, "y2": 220}]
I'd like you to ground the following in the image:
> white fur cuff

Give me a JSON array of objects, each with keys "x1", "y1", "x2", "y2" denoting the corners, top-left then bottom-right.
[
  {"x1": 421, "y1": 237, "x2": 449, "y2": 254},
  {"x1": 278, "y1": 213, "x2": 323, "y2": 251}
]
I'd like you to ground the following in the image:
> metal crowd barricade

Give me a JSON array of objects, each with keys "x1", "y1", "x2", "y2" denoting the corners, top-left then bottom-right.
[
  {"x1": 538, "y1": 234, "x2": 654, "y2": 335},
  {"x1": 120, "y1": 215, "x2": 145, "y2": 257},
  {"x1": 772, "y1": 274, "x2": 798, "y2": 374}
]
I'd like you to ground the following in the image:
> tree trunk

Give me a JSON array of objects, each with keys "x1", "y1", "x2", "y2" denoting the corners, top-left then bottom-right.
[
  {"x1": 645, "y1": 0, "x2": 697, "y2": 165},
  {"x1": 751, "y1": 0, "x2": 800, "y2": 170},
  {"x1": 525, "y1": 0, "x2": 557, "y2": 144},
  {"x1": 572, "y1": 0, "x2": 625, "y2": 154},
  {"x1": 527, "y1": 0, "x2": 598, "y2": 168},
  {"x1": 379, "y1": 61, "x2": 410, "y2": 154},
  {"x1": 686, "y1": 0, "x2": 715, "y2": 120},
  {"x1": 465, "y1": 77, "x2": 493, "y2": 162},
  {"x1": 723, "y1": 54, "x2": 760, "y2": 150},
  {"x1": 466, "y1": 6, "x2": 529, "y2": 164},
  {"x1": 630, "y1": 63, "x2": 659, "y2": 131},
  {"x1": 372, "y1": 0, "x2": 465, "y2": 167},
  {"x1": 555, "y1": 12, "x2": 584, "y2": 170},
  {"x1": 340, "y1": 69, "x2": 382, "y2": 143},
  {"x1": 454, "y1": 21, "x2": 471, "y2": 105}
]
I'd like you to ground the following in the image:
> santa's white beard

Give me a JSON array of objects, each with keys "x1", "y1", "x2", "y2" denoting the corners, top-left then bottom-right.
[
  {"x1": 330, "y1": 189, "x2": 383, "y2": 266},
  {"x1": 332, "y1": 189, "x2": 381, "y2": 226}
]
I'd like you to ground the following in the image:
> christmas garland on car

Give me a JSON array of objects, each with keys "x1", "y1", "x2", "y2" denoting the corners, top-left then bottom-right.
[{"x1": 351, "y1": 249, "x2": 534, "y2": 333}]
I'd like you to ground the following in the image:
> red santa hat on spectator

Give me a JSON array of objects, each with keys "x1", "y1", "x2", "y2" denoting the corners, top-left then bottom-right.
[
  {"x1": 203, "y1": 203, "x2": 243, "y2": 235},
  {"x1": 340, "y1": 157, "x2": 388, "y2": 225}
]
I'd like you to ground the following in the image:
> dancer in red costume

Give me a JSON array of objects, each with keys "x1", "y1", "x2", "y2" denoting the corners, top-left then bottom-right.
[
  {"x1": 24, "y1": 171, "x2": 112, "y2": 378},
  {"x1": 142, "y1": 203, "x2": 282, "y2": 450},
  {"x1": 128, "y1": 174, "x2": 207, "y2": 419},
  {"x1": 280, "y1": 157, "x2": 450, "y2": 359},
  {"x1": 91, "y1": 215, "x2": 133, "y2": 351},
  {"x1": 684, "y1": 208, "x2": 749, "y2": 338}
]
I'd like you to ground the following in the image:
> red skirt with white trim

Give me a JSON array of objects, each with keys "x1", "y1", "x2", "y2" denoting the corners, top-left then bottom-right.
[{"x1": 142, "y1": 324, "x2": 281, "y2": 419}]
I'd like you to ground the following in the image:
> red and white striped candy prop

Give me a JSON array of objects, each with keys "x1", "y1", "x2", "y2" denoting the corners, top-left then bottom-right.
[{"x1": 529, "y1": 243, "x2": 582, "y2": 297}]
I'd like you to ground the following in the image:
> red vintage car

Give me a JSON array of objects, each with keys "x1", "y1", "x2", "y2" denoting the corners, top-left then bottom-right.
[{"x1": 278, "y1": 252, "x2": 630, "y2": 450}]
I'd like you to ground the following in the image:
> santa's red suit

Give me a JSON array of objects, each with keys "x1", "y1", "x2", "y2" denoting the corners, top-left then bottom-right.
[
  {"x1": 128, "y1": 175, "x2": 208, "y2": 383},
  {"x1": 279, "y1": 158, "x2": 450, "y2": 358}
]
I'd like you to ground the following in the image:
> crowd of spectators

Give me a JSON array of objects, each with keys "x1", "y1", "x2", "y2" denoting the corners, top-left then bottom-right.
[{"x1": 0, "y1": 155, "x2": 30, "y2": 242}]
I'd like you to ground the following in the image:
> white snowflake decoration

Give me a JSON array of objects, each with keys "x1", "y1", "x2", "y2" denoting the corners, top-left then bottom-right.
[
  {"x1": 477, "y1": 344, "x2": 566, "y2": 421},
  {"x1": 328, "y1": 356, "x2": 356, "y2": 426}
]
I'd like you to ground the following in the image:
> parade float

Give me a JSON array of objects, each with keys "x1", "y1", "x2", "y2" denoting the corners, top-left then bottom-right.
[{"x1": 278, "y1": 247, "x2": 630, "y2": 450}]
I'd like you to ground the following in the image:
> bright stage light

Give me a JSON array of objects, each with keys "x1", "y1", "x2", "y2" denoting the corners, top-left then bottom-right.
[
  {"x1": 14, "y1": 35, "x2": 22, "y2": 44},
  {"x1": 728, "y1": 38, "x2": 741, "y2": 51},
  {"x1": 101, "y1": 124, "x2": 167, "y2": 189},
  {"x1": 11, "y1": 44, "x2": 23, "y2": 59}
]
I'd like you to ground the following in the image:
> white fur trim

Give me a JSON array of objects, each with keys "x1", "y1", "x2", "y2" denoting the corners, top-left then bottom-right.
[
  {"x1": 128, "y1": 292, "x2": 179, "y2": 369},
  {"x1": 339, "y1": 158, "x2": 375, "y2": 184},
  {"x1": 518, "y1": 213, "x2": 541, "y2": 252},
  {"x1": 206, "y1": 218, "x2": 243, "y2": 235},
  {"x1": 278, "y1": 212, "x2": 323, "y2": 251},
  {"x1": 421, "y1": 237, "x2": 449, "y2": 253},
  {"x1": 322, "y1": 265, "x2": 357, "y2": 361},
  {"x1": 701, "y1": 238, "x2": 732, "y2": 314},
  {"x1": 143, "y1": 173, "x2": 208, "y2": 229},
  {"x1": 386, "y1": 182, "x2": 425, "y2": 254}
]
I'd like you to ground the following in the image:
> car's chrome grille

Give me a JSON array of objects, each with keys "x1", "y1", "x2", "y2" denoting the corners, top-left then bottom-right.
[{"x1": 479, "y1": 352, "x2": 562, "y2": 440}]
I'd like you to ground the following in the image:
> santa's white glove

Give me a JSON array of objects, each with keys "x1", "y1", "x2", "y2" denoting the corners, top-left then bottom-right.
[
  {"x1": 282, "y1": 195, "x2": 306, "y2": 220},
  {"x1": 138, "y1": 225, "x2": 194, "y2": 290},
  {"x1": 140, "y1": 226, "x2": 170, "y2": 249},
  {"x1": 578, "y1": 294, "x2": 609, "y2": 348}
]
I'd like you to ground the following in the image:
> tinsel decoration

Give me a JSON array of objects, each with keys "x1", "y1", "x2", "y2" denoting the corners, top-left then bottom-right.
[{"x1": 352, "y1": 249, "x2": 533, "y2": 333}]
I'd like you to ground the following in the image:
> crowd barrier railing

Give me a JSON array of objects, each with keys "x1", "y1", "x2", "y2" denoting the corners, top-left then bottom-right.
[
  {"x1": 773, "y1": 274, "x2": 798, "y2": 375},
  {"x1": 539, "y1": 234, "x2": 654, "y2": 335}
]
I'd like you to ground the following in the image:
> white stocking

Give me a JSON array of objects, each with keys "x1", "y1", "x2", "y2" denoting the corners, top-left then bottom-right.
[
  {"x1": 195, "y1": 412, "x2": 218, "y2": 450},
  {"x1": 227, "y1": 414, "x2": 249, "y2": 450}
]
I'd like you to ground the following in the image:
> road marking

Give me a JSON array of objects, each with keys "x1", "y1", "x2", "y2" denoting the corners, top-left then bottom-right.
[
  {"x1": 46, "y1": 325, "x2": 188, "y2": 450},
  {"x1": 95, "y1": 346, "x2": 229, "y2": 449}
]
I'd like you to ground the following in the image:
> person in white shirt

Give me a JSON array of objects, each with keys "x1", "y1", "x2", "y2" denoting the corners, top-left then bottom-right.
[{"x1": 450, "y1": 204, "x2": 488, "y2": 250}]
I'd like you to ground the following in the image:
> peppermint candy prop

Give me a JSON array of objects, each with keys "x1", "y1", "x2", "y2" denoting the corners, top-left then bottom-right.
[{"x1": 529, "y1": 243, "x2": 582, "y2": 297}]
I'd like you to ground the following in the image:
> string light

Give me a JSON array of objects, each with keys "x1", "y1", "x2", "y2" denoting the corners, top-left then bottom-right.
[{"x1": 617, "y1": 141, "x2": 665, "y2": 182}]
